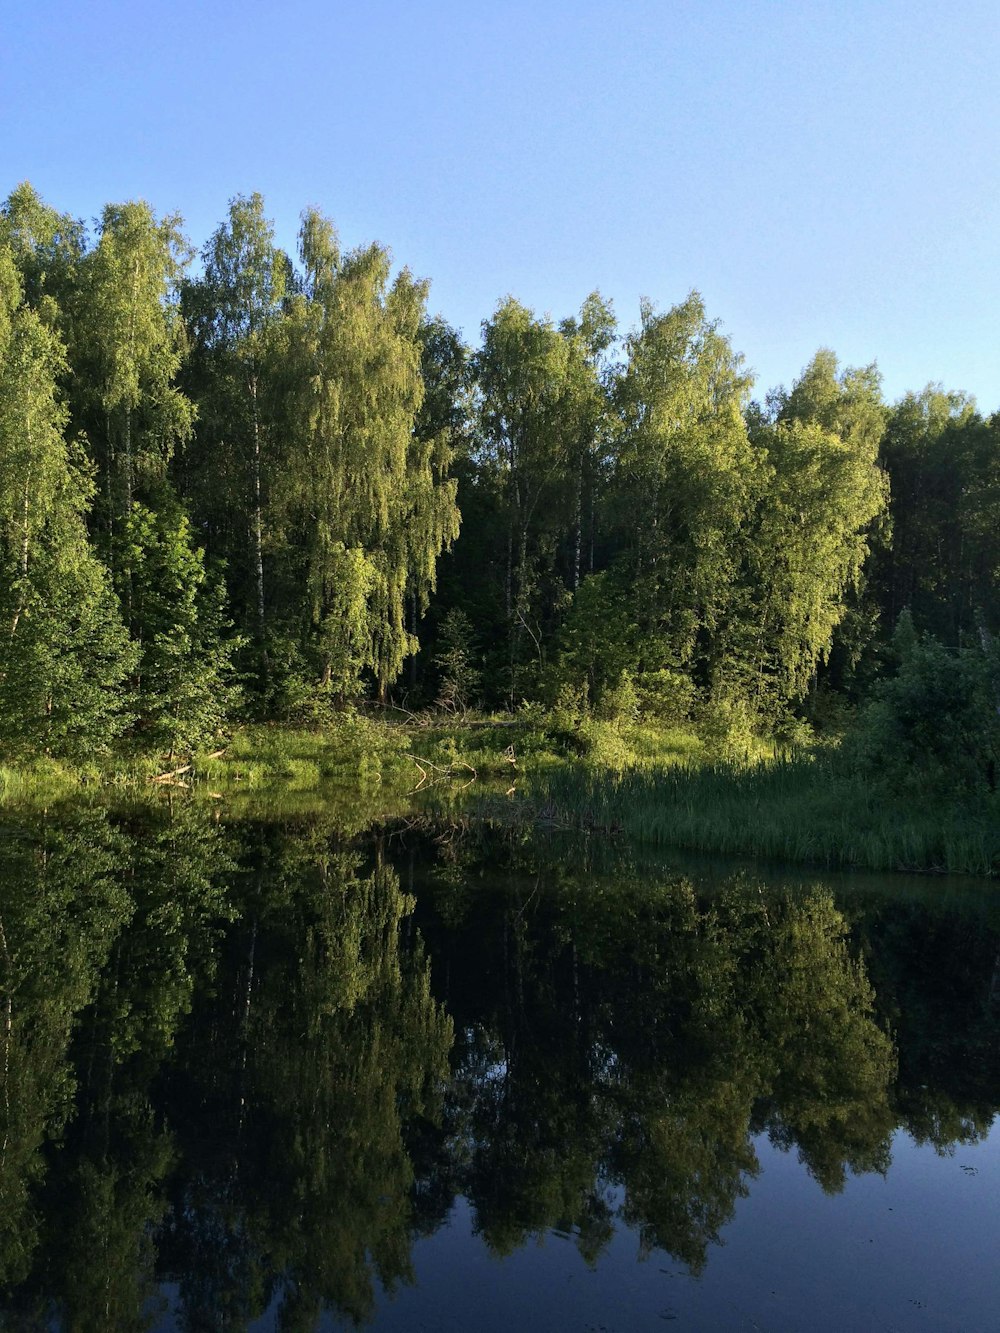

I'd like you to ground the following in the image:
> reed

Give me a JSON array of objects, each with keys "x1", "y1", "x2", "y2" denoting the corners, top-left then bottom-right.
[
  {"x1": 529, "y1": 753, "x2": 999, "y2": 877},
  {"x1": 0, "y1": 759, "x2": 83, "y2": 802}
]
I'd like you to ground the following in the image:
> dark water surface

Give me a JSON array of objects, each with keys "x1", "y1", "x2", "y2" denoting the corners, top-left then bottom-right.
[{"x1": 0, "y1": 805, "x2": 997, "y2": 1330}]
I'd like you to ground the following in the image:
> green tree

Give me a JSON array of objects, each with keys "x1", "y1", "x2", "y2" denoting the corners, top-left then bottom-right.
[
  {"x1": 182, "y1": 193, "x2": 290, "y2": 659},
  {"x1": 471, "y1": 297, "x2": 609, "y2": 701},
  {"x1": 879, "y1": 388, "x2": 996, "y2": 646},
  {"x1": 118, "y1": 501, "x2": 241, "y2": 755},
  {"x1": 269, "y1": 210, "x2": 459, "y2": 701},
  {"x1": 610, "y1": 292, "x2": 755, "y2": 690},
  {"x1": 73, "y1": 201, "x2": 194, "y2": 538},
  {"x1": 0, "y1": 181, "x2": 86, "y2": 333},
  {"x1": 0, "y1": 245, "x2": 136, "y2": 756},
  {"x1": 731, "y1": 350, "x2": 889, "y2": 708},
  {"x1": 846, "y1": 611, "x2": 1000, "y2": 797},
  {"x1": 559, "y1": 291, "x2": 618, "y2": 593}
]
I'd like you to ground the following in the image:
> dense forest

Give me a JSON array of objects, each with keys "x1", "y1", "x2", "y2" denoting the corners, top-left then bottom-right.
[{"x1": 1, "y1": 182, "x2": 998, "y2": 770}]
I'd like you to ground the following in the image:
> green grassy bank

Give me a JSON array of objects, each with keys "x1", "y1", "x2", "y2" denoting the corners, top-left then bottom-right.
[
  {"x1": 1, "y1": 711, "x2": 996, "y2": 878},
  {"x1": 519, "y1": 755, "x2": 1000, "y2": 878}
]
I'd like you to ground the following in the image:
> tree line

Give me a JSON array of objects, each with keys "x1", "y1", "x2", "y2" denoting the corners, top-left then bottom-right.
[{"x1": 1, "y1": 181, "x2": 997, "y2": 756}]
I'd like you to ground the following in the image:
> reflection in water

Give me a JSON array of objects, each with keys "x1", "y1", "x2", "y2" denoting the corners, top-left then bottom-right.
[
  {"x1": 415, "y1": 854, "x2": 897, "y2": 1271},
  {"x1": 0, "y1": 810, "x2": 996, "y2": 1328}
]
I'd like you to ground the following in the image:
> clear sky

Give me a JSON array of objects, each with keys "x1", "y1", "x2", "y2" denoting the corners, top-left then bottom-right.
[{"x1": 4, "y1": 0, "x2": 1000, "y2": 407}]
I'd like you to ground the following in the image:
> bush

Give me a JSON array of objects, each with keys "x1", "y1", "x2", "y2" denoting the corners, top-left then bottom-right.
[
  {"x1": 845, "y1": 613, "x2": 1000, "y2": 797},
  {"x1": 595, "y1": 671, "x2": 639, "y2": 725},
  {"x1": 697, "y1": 695, "x2": 758, "y2": 763},
  {"x1": 632, "y1": 669, "x2": 696, "y2": 724}
]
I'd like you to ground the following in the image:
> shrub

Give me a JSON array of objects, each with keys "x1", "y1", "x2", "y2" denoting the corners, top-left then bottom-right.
[{"x1": 845, "y1": 613, "x2": 1000, "y2": 797}]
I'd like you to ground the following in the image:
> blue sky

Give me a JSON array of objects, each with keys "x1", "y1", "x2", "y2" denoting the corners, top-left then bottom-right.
[{"x1": 4, "y1": 0, "x2": 1000, "y2": 406}]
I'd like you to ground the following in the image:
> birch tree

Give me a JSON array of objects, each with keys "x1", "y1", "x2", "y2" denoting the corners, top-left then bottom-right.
[
  {"x1": 183, "y1": 194, "x2": 289, "y2": 648},
  {"x1": 75, "y1": 201, "x2": 194, "y2": 535},
  {"x1": 0, "y1": 245, "x2": 135, "y2": 754},
  {"x1": 272, "y1": 211, "x2": 459, "y2": 699}
]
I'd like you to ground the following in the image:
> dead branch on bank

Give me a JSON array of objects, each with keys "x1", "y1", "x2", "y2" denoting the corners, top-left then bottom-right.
[{"x1": 406, "y1": 753, "x2": 478, "y2": 794}]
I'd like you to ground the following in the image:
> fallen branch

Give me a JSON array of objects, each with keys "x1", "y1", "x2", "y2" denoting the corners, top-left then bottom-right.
[
  {"x1": 150, "y1": 763, "x2": 192, "y2": 784},
  {"x1": 406, "y1": 753, "x2": 478, "y2": 794}
]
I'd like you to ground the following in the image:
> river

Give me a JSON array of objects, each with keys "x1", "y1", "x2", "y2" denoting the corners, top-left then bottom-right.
[{"x1": 0, "y1": 803, "x2": 996, "y2": 1330}]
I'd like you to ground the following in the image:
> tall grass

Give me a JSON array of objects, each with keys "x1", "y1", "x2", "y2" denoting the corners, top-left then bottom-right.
[
  {"x1": 0, "y1": 758, "x2": 84, "y2": 803},
  {"x1": 531, "y1": 752, "x2": 1000, "y2": 877}
]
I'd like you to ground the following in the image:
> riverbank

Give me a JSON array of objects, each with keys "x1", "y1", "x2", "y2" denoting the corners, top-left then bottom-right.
[
  {"x1": 1, "y1": 712, "x2": 996, "y2": 877},
  {"x1": 513, "y1": 756, "x2": 1000, "y2": 878}
]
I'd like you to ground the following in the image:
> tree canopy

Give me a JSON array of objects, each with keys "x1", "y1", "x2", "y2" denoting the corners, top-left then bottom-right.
[{"x1": 2, "y1": 179, "x2": 998, "y2": 756}]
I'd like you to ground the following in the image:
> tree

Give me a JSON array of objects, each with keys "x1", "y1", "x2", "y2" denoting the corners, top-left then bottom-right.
[
  {"x1": 878, "y1": 388, "x2": 997, "y2": 647},
  {"x1": 72, "y1": 201, "x2": 194, "y2": 542},
  {"x1": 269, "y1": 210, "x2": 459, "y2": 701},
  {"x1": 118, "y1": 501, "x2": 241, "y2": 756},
  {"x1": 724, "y1": 350, "x2": 889, "y2": 711},
  {"x1": 846, "y1": 611, "x2": 1000, "y2": 797},
  {"x1": 0, "y1": 181, "x2": 85, "y2": 332},
  {"x1": 738, "y1": 413, "x2": 888, "y2": 706},
  {"x1": 0, "y1": 244, "x2": 136, "y2": 756},
  {"x1": 182, "y1": 193, "x2": 290, "y2": 655},
  {"x1": 559, "y1": 292, "x2": 618, "y2": 593},
  {"x1": 610, "y1": 292, "x2": 755, "y2": 690},
  {"x1": 470, "y1": 297, "x2": 611, "y2": 701}
]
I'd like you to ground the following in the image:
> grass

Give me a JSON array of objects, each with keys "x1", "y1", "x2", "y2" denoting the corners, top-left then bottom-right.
[
  {"x1": 514, "y1": 751, "x2": 1000, "y2": 878},
  {"x1": 0, "y1": 713, "x2": 415, "y2": 808},
  {"x1": 0, "y1": 757, "x2": 85, "y2": 803},
  {"x1": 1, "y1": 709, "x2": 995, "y2": 878}
]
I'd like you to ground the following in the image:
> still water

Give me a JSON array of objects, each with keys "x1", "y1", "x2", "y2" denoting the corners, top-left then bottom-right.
[{"x1": 0, "y1": 804, "x2": 996, "y2": 1330}]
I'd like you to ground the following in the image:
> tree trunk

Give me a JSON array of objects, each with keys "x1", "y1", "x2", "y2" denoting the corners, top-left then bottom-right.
[
  {"x1": 573, "y1": 449, "x2": 583, "y2": 592},
  {"x1": 10, "y1": 460, "x2": 30, "y2": 638},
  {"x1": 250, "y1": 374, "x2": 265, "y2": 631}
]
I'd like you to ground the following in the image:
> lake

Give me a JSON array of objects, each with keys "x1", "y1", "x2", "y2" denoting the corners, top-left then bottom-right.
[{"x1": 0, "y1": 804, "x2": 997, "y2": 1330}]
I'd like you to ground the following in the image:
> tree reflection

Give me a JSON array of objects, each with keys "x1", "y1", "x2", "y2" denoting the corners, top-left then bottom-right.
[
  {"x1": 0, "y1": 807, "x2": 131, "y2": 1295},
  {"x1": 0, "y1": 813, "x2": 997, "y2": 1328},
  {"x1": 160, "y1": 831, "x2": 453, "y2": 1330},
  {"x1": 0, "y1": 802, "x2": 237, "y2": 1329},
  {"x1": 415, "y1": 851, "x2": 901, "y2": 1273}
]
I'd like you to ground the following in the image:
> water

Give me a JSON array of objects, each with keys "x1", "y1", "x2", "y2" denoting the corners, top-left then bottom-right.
[{"x1": 0, "y1": 805, "x2": 997, "y2": 1330}]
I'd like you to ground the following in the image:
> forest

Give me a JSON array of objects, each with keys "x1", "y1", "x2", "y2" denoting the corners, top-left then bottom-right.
[{"x1": 0, "y1": 182, "x2": 998, "y2": 796}]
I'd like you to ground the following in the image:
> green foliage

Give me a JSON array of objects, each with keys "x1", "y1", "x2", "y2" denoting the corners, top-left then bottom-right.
[
  {"x1": 162, "y1": 194, "x2": 452, "y2": 715},
  {"x1": 0, "y1": 243, "x2": 136, "y2": 756},
  {"x1": 878, "y1": 387, "x2": 999, "y2": 646},
  {"x1": 846, "y1": 613, "x2": 1000, "y2": 797},
  {"x1": 471, "y1": 295, "x2": 613, "y2": 702},
  {"x1": 432, "y1": 607, "x2": 480, "y2": 712},
  {"x1": 696, "y1": 694, "x2": 759, "y2": 763},
  {"x1": 596, "y1": 669, "x2": 639, "y2": 724},
  {"x1": 182, "y1": 191, "x2": 290, "y2": 649},
  {"x1": 730, "y1": 352, "x2": 889, "y2": 709},
  {"x1": 0, "y1": 529, "x2": 138, "y2": 757},
  {"x1": 68, "y1": 200, "x2": 195, "y2": 546},
  {"x1": 552, "y1": 570, "x2": 638, "y2": 706},
  {"x1": 631, "y1": 668, "x2": 697, "y2": 724},
  {"x1": 119, "y1": 501, "x2": 242, "y2": 754},
  {"x1": 0, "y1": 177, "x2": 998, "y2": 807},
  {"x1": 612, "y1": 292, "x2": 754, "y2": 678}
]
